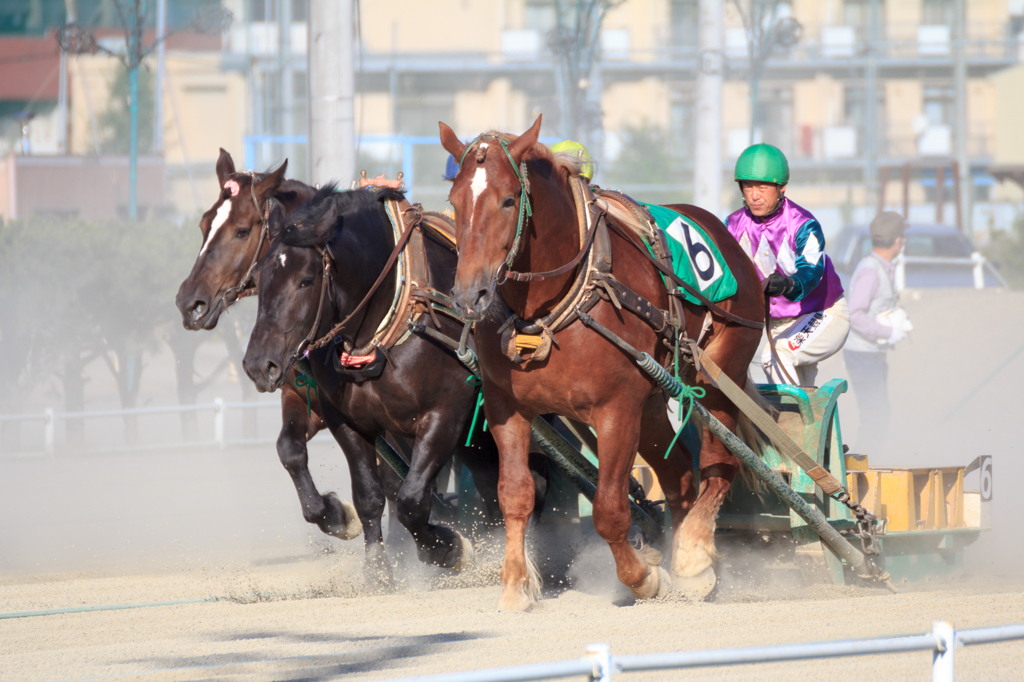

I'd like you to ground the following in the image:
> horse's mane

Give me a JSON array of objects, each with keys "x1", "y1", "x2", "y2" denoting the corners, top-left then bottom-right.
[
  {"x1": 282, "y1": 182, "x2": 404, "y2": 248},
  {"x1": 511, "y1": 135, "x2": 653, "y2": 244}
]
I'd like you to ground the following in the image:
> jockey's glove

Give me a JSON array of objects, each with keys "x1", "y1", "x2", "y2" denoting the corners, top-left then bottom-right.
[{"x1": 763, "y1": 273, "x2": 796, "y2": 297}]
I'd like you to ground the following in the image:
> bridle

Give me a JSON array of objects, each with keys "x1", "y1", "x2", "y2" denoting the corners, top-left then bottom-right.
[
  {"x1": 456, "y1": 135, "x2": 601, "y2": 288},
  {"x1": 287, "y1": 246, "x2": 334, "y2": 368},
  {"x1": 221, "y1": 171, "x2": 272, "y2": 306}
]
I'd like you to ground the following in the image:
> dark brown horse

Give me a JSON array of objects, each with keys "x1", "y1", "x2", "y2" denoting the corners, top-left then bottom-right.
[
  {"x1": 440, "y1": 116, "x2": 764, "y2": 610},
  {"x1": 174, "y1": 150, "x2": 363, "y2": 544},
  {"x1": 243, "y1": 185, "x2": 530, "y2": 576}
]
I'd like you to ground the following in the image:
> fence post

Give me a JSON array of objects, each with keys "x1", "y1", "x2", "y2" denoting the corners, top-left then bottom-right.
[
  {"x1": 971, "y1": 252, "x2": 984, "y2": 289},
  {"x1": 213, "y1": 398, "x2": 225, "y2": 449},
  {"x1": 932, "y1": 621, "x2": 955, "y2": 682},
  {"x1": 44, "y1": 408, "x2": 55, "y2": 456},
  {"x1": 585, "y1": 643, "x2": 612, "y2": 682}
]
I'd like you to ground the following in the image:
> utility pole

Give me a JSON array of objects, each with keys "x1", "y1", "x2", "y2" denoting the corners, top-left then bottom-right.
[
  {"x1": 308, "y1": 0, "x2": 355, "y2": 186},
  {"x1": 58, "y1": 0, "x2": 76, "y2": 154},
  {"x1": 154, "y1": 0, "x2": 166, "y2": 153},
  {"x1": 863, "y1": 0, "x2": 879, "y2": 201},
  {"x1": 952, "y1": 0, "x2": 971, "y2": 235},
  {"x1": 695, "y1": 0, "x2": 724, "y2": 218},
  {"x1": 278, "y1": 0, "x2": 294, "y2": 174}
]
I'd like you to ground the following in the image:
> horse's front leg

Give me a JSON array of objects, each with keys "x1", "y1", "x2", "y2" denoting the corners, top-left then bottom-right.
[
  {"x1": 318, "y1": 406, "x2": 392, "y2": 587},
  {"x1": 277, "y1": 386, "x2": 361, "y2": 540},
  {"x1": 486, "y1": 389, "x2": 540, "y2": 611},
  {"x1": 592, "y1": 400, "x2": 671, "y2": 600},
  {"x1": 396, "y1": 412, "x2": 475, "y2": 570}
]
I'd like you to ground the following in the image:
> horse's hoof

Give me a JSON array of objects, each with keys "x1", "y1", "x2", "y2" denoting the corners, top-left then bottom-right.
[
  {"x1": 497, "y1": 586, "x2": 535, "y2": 612},
  {"x1": 629, "y1": 565, "x2": 671, "y2": 600},
  {"x1": 451, "y1": 531, "x2": 476, "y2": 572},
  {"x1": 673, "y1": 565, "x2": 716, "y2": 601},
  {"x1": 323, "y1": 494, "x2": 362, "y2": 540}
]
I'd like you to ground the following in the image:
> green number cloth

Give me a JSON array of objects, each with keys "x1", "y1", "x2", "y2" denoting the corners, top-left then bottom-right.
[{"x1": 640, "y1": 202, "x2": 738, "y2": 306}]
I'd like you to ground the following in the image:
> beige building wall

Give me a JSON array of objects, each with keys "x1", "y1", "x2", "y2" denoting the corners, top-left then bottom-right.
[
  {"x1": 990, "y1": 64, "x2": 1024, "y2": 201},
  {"x1": 359, "y1": 0, "x2": 504, "y2": 53},
  {"x1": 602, "y1": 78, "x2": 670, "y2": 132},
  {"x1": 454, "y1": 78, "x2": 528, "y2": 138}
]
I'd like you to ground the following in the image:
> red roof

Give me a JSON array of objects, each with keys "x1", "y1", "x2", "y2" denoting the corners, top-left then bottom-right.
[{"x1": 0, "y1": 35, "x2": 61, "y2": 101}]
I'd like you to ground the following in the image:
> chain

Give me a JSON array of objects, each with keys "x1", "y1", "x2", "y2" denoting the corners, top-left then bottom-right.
[{"x1": 833, "y1": 490, "x2": 883, "y2": 557}]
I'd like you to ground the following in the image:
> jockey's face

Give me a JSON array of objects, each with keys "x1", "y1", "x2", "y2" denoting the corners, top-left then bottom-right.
[{"x1": 740, "y1": 181, "x2": 786, "y2": 217}]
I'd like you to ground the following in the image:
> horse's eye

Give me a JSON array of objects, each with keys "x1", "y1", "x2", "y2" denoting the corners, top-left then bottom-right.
[
  {"x1": 503, "y1": 196, "x2": 516, "y2": 208},
  {"x1": 299, "y1": 277, "x2": 315, "y2": 288},
  {"x1": 235, "y1": 228, "x2": 251, "y2": 239}
]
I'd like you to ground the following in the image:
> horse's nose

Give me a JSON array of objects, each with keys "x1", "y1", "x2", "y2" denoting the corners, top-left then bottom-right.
[
  {"x1": 264, "y1": 360, "x2": 281, "y2": 386},
  {"x1": 186, "y1": 298, "x2": 208, "y2": 325}
]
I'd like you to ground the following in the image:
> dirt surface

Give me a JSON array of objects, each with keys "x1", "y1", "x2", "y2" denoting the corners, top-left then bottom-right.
[
  {"x1": 1, "y1": 548, "x2": 1023, "y2": 681},
  {"x1": 2, "y1": 288, "x2": 1024, "y2": 681}
]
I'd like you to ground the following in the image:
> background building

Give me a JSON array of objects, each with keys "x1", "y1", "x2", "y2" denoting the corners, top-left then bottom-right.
[{"x1": 2, "y1": 0, "x2": 1024, "y2": 237}]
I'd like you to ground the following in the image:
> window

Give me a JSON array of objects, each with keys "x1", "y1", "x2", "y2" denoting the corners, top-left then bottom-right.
[
  {"x1": 670, "y1": 0, "x2": 699, "y2": 49},
  {"x1": 525, "y1": 0, "x2": 555, "y2": 32},
  {"x1": 922, "y1": 0, "x2": 953, "y2": 25},
  {"x1": 923, "y1": 85, "x2": 953, "y2": 126}
]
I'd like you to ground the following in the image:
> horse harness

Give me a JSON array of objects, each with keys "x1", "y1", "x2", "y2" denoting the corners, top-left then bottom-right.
[{"x1": 291, "y1": 192, "x2": 464, "y2": 379}]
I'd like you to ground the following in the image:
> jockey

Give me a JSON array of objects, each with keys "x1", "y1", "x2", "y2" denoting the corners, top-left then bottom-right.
[
  {"x1": 550, "y1": 139, "x2": 595, "y2": 183},
  {"x1": 726, "y1": 143, "x2": 850, "y2": 386}
]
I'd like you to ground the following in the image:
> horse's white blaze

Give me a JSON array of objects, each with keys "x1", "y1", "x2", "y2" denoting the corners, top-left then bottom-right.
[
  {"x1": 470, "y1": 167, "x2": 488, "y2": 205},
  {"x1": 200, "y1": 199, "x2": 232, "y2": 257},
  {"x1": 278, "y1": 252, "x2": 287, "y2": 267}
]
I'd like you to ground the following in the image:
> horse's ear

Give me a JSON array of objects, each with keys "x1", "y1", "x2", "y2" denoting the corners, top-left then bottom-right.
[
  {"x1": 257, "y1": 159, "x2": 288, "y2": 196},
  {"x1": 216, "y1": 148, "x2": 235, "y2": 186},
  {"x1": 508, "y1": 115, "x2": 542, "y2": 164},
  {"x1": 439, "y1": 122, "x2": 466, "y2": 163},
  {"x1": 266, "y1": 199, "x2": 287, "y2": 241}
]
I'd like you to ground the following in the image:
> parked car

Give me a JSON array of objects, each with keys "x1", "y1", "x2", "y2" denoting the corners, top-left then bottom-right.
[{"x1": 829, "y1": 223, "x2": 1004, "y2": 289}]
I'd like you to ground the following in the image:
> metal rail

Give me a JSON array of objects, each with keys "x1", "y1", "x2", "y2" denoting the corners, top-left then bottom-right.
[
  {"x1": 0, "y1": 399, "x2": 287, "y2": 456},
  {"x1": 387, "y1": 621, "x2": 1024, "y2": 682}
]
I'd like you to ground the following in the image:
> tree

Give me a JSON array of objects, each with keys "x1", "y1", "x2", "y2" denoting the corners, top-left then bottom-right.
[
  {"x1": 603, "y1": 123, "x2": 686, "y2": 205},
  {"x1": 984, "y1": 216, "x2": 1024, "y2": 290},
  {"x1": 98, "y1": 61, "x2": 155, "y2": 154}
]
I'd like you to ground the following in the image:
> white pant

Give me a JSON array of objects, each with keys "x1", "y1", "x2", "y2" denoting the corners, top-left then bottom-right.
[{"x1": 762, "y1": 296, "x2": 850, "y2": 386}]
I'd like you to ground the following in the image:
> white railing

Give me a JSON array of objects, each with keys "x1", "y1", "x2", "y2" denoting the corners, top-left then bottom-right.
[
  {"x1": 894, "y1": 251, "x2": 1007, "y2": 291},
  {"x1": 387, "y1": 621, "x2": 1024, "y2": 682},
  {"x1": 0, "y1": 399, "x2": 320, "y2": 457}
]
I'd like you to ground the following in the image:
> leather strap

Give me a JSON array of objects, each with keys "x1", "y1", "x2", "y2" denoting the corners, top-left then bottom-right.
[{"x1": 689, "y1": 341, "x2": 844, "y2": 496}]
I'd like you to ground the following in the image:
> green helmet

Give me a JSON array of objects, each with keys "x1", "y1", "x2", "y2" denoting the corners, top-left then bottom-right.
[
  {"x1": 550, "y1": 139, "x2": 595, "y2": 181},
  {"x1": 734, "y1": 143, "x2": 789, "y2": 186}
]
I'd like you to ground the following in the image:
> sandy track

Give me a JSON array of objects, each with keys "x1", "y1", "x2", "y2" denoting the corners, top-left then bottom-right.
[{"x1": 2, "y1": 550, "x2": 1023, "y2": 682}]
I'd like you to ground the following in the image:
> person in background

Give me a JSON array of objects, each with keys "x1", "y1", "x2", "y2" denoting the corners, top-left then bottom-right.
[
  {"x1": 843, "y1": 211, "x2": 913, "y2": 455},
  {"x1": 726, "y1": 143, "x2": 849, "y2": 386},
  {"x1": 549, "y1": 139, "x2": 595, "y2": 183}
]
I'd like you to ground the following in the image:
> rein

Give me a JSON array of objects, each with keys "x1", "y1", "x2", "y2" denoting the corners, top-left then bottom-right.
[
  {"x1": 307, "y1": 212, "x2": 420, "y2": 354},
  {"x1": 460, "y1": 135, "x2": 533, "y2": 277},
  {"x1": 288, "y1": 247, "x2": 334, "y2": 367},
  {"x1": 222, "y1": 171, "x2": 271, "y2": 305},
  {"x1": 603, "y1": 219, "x2": 765, "y2": 330}
]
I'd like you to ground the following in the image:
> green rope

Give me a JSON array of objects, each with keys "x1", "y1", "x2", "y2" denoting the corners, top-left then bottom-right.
[
  {"x1": 664, "y1": 333, "x2": 705, "y2": 458},
  {"x1": 293, "y1": 358, "x2": 318, "y2": 418},
  {"x1": 464, "y1": 374, "x2": 488, "y2": 447}
]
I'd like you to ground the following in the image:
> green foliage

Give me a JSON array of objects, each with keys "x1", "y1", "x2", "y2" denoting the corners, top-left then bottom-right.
[
  {"x1": 97, "y1": 64, "x2": 155, "y2": 154},
  {"x1": 984, "y1": 214, "x2": 1024, "y2": 289},
  {"x1": 0, "y1": 216, "x2": 201, "y2": 405},
  {"x1": 604, "y1": 123, "x2": 677, "y2": 185}
]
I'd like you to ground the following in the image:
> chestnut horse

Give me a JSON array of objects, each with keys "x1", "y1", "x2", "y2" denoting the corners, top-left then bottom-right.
[
  {"x1": 440, "y1": 116, "x2": 764, "y2": 610},
  {"x1": 175, "y1": 150, "x2": 365, "y2": 544}
]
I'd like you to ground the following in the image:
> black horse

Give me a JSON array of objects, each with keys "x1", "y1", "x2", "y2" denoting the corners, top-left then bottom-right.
[{"x1": 243, "y1": 186, "x2": 545, "y2": 577}]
